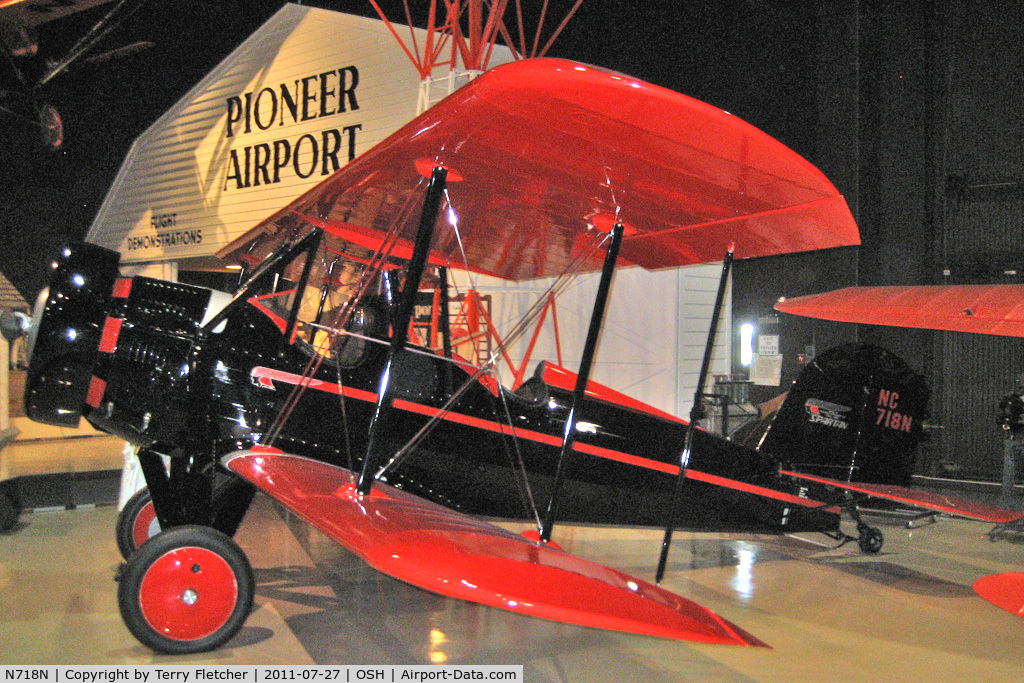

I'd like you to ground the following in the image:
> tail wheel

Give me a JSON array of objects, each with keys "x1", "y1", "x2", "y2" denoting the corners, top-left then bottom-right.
[
  {"x1": 116, "y1": 487, "x2": 162, "y2": 559},
  {"x1": 117, "y1": 525, "x2": 254, "y2": 654},
  {"x1": 857, "y1": 525, "x2": 884, "y2": 554}
]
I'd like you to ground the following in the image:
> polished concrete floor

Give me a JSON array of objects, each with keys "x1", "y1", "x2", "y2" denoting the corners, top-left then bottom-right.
[{"x1": 2, "y1": 490, "x2": 1024, "y2": 681}]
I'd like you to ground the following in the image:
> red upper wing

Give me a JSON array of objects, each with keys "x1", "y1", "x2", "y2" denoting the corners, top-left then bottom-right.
[
  {"x1": 219, "y1": 58, "x2": 859, "y2": 280},
  {"x1": 776, "y1": 285, "x2": 1024, "y2": 337},
  {"x1": 224, "y1": 450, "x2": 767, "y2": 646}
]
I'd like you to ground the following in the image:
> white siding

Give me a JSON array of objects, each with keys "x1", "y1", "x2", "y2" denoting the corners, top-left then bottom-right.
[
  {"x1": 454, "y1": 263, "x2": 730, "y2": 420},
  {"x1": 87, "y1": 4, "x2": 512, "y2": 264}
]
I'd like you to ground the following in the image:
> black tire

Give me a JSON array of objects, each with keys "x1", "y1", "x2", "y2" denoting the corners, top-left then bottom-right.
[
  {"x1": 116, "y1": 487, "x2": 162, "y2": 560},
  {"x1": 857, "y1": 525, "x2": 884, "y2": 554},
  {"x1": 117, "y1": 525, "x2": 254, "y2": 654},
  {"x1": 38, "y1": 103, "x2": 64, "y2": 151},
  {"x1": 0, "y1": 482, "x2": 20, "y2": 532}
]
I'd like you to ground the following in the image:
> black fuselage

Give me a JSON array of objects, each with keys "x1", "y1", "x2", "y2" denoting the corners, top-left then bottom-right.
[{"x1": 25, "y1": 243, "x2": 840, "y2": 538}]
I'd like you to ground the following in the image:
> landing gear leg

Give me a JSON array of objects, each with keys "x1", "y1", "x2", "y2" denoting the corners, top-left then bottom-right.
[
  {"x1": 855, "y1": 520, "x2": 884, "y2": 554},
  {"x1": 119, "y1": 464, "x2": 257, "y2": 559},
  {"x1": 848, "y1": 500, "x2": 884, "y2": 553},
  {"x1": 819, "y1": 497, "x2": 885, "y2": 554}
]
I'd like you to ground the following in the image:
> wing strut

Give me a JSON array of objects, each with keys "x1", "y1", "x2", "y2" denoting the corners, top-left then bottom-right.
[
  {"x1": 438, "y1": 266, "x2": 455, "y2": 395},
  {"x1": 656, "y1": 245, "x2": 735, "y2": 584},
  {"x1": 357, "y1": 166, "x2": 449, "y2": 495},
  {"x1": 539, "y1": 222, "x2": 625, "y2": 543}
]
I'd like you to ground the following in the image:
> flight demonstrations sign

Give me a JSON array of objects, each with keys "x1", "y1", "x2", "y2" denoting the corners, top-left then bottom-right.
[
  {"x1": 123, "y1": 61, "x2": 368, "y2": 257},
  {"x1": 88, "y1": 5, "x2": 515, "y2": 264},
  {"x1": 124, "y1": 66, "x2": 363, "y2": 255}
]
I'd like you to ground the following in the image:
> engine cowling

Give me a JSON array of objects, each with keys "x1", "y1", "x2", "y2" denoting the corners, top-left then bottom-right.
[{"x1": 24, "y1": 243, "x2": 121, "y2": 427}]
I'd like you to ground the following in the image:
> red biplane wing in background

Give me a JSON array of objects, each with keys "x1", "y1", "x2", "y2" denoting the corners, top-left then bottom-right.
[
  {"x1": 218, "y1": 57, "x2": 860, "y2": 277},
  {"x1": 781, "y1": 470, "x2": 1024, "y2": 525},
  {"x1": 974, "y1": 573, "x2": 1024, "y2": 620},
  {"x1": 225, "y1": 450, "x2": 767, "y2": 646},
  {"x1": 775, "y1": 285, "x2": 1024, "y2": 337}
]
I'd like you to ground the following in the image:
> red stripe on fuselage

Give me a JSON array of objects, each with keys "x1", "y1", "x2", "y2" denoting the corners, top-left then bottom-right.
[
  {"x1": 249, "y1": 366, "x2": 830, "y2": 510},
  {"x1": 86, "y1": 376, "x2": 107, "y2": 408},
  {"x1": 112, "y1": 278, "x2": 132, "y2": 299},
  {"x1": 99, "y1": 317, "x2": 122, "y2": 354}
]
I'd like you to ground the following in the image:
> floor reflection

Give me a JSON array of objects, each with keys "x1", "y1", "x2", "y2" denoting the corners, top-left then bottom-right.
[{"x1": 3, "y1": 493, "x2": 1024, "y2": 680}]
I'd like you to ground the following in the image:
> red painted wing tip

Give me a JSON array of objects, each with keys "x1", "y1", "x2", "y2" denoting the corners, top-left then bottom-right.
[
  {"x1": 727, "y1": 623, "x2": 771, "y2": 648},
  {"x1": 973, "y1": 572, "x2": 1024, "y2": 618}
]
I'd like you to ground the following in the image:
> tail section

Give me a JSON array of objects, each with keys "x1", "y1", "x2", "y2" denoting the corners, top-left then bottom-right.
[{"x1": 757, "y1": 343, "x2": 929, "y2": 486}]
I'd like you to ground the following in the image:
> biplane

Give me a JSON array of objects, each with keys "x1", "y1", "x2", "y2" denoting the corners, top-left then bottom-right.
[{"x1": 21, "y1": 58, "x2": 1023, "y2": 654}]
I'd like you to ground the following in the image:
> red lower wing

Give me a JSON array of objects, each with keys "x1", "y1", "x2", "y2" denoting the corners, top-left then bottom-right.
[
  {"x1": 781, "y1": 470, "x2": 1023, "y2": 524},
  {"x1": 224, "y1": 450, "x2": 766, "y2": 646},
  {"x1": 974, "y1": 573, "x2": 1024, "y2": 618}
]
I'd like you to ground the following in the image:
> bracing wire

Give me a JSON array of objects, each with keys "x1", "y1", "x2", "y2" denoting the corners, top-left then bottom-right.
[
  {"x1": 261, "y1": 177, "x2": 428, "y2": 447},
  {"x1": 375, "y1": 228, "x2": 612, "y2": 490},
  {"x1": 256, "y1": 173, "x2": 616, "y2": 531}
]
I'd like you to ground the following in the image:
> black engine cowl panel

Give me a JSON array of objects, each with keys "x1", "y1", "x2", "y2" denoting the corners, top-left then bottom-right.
[
  {"x1": 24, "y1": 243, "x2": 121, "y2": 427},
  {"x1": 86, "y1": 277, "x2": 218, "y2": 449}
]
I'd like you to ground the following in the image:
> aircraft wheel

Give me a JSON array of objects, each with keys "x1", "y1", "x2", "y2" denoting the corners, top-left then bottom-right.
[
  {"x1": 0, "y1": 483, "x2": 20, "y2": 532},
  {"x1": 38, "y1": 103, "x2": 64, "y2": 151},
  {"x1": 116, "y1": 487, "x2": 162, "y2": 559},
  {"x1": 117, "y1": 525, "x2": 254, "y2": 654},
  {"x1": 857, "y1": 525, "x2": 884, "y2": 554}
]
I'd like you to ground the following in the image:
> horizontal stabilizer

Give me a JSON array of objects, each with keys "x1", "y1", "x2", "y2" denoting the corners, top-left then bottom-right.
[
  {"x1": 776, "y1": 285, "x2": 1024, "y2": 337},
  {"x1": 224, "y1": 450, "x2": 767, "y2": 646},
  {"x1": 781, "y1": 469, "x2": 1023, "y2": 524}
]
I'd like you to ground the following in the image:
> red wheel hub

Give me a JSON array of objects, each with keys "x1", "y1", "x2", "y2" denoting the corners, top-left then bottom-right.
[
  {"x1": 132, "y1": 502, "x2": 160, "y2": 548},
  {"x1": 139, "y1": 546, "x2": 239, "y2": 641}
]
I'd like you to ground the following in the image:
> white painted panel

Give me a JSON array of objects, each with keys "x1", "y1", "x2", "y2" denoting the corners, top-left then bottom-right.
[{"x1": 452, "y1": 263, "x2": 729, "y2": 420}]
